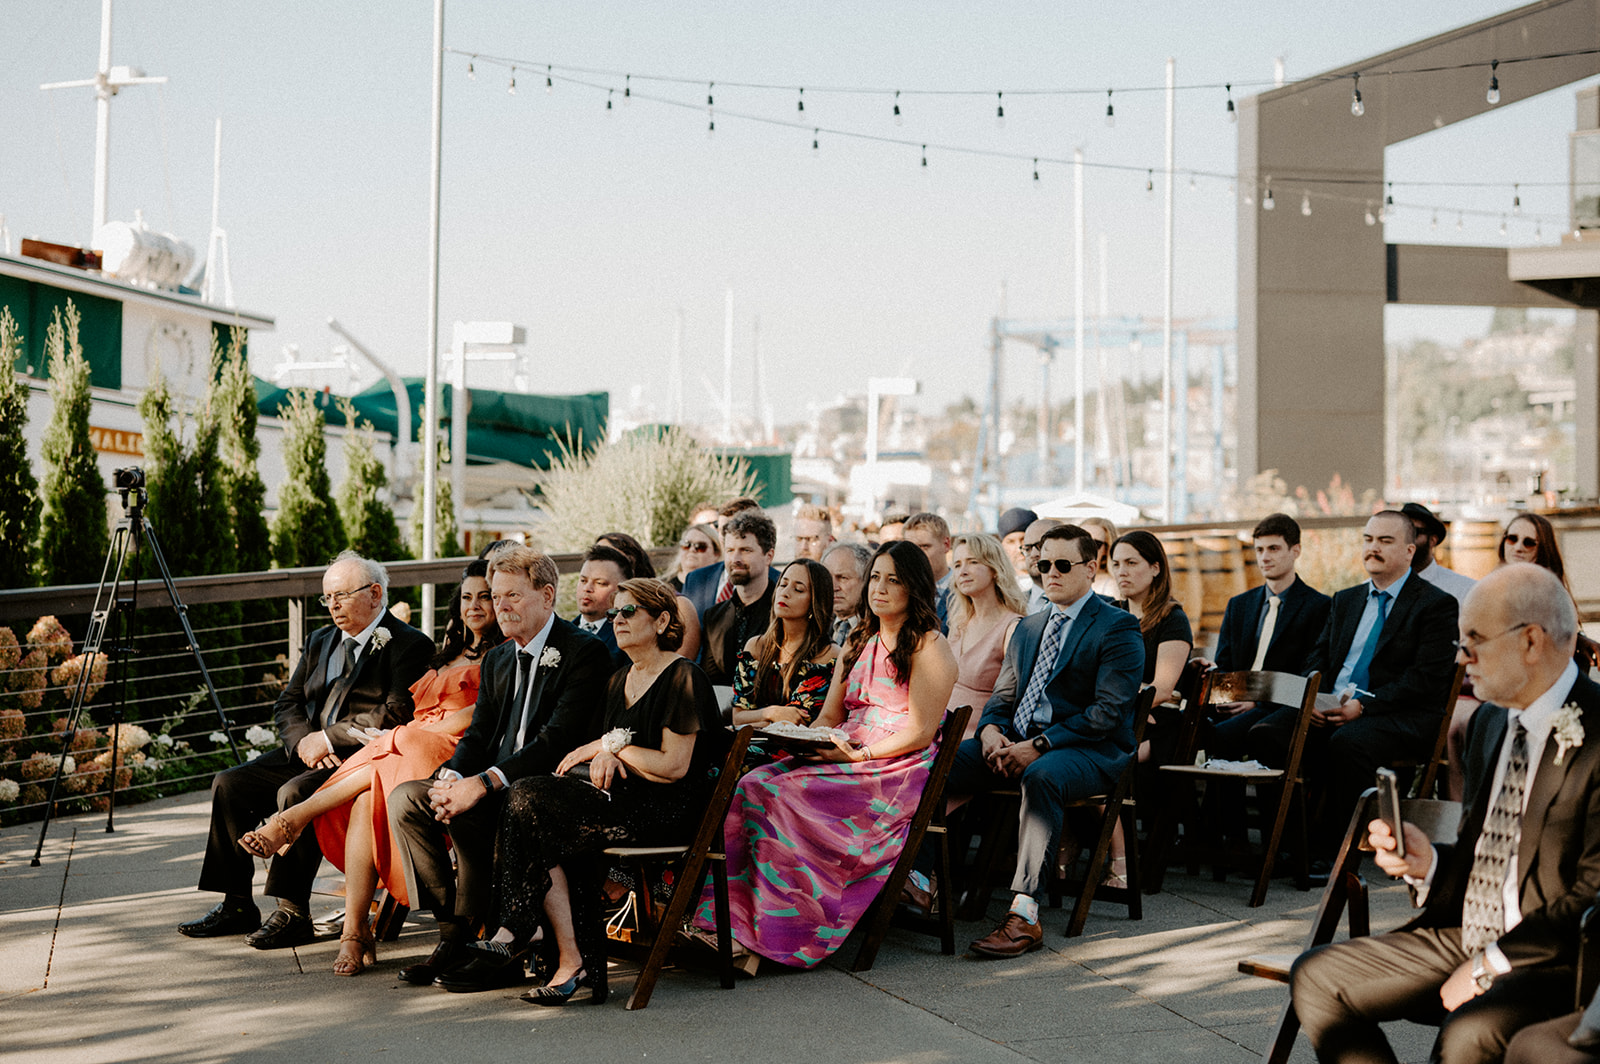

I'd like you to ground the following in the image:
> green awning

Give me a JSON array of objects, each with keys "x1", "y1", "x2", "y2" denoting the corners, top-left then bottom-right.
[{"x1": 254, "y1": 378, "x2": 607, "y2": 470}]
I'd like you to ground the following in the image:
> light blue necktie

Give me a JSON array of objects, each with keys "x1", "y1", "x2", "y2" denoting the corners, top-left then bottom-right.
[
  {"x1": 1013, "y1": 610, "x2": 1068, "y2": 736},
  {"x1": 1347, "y1": 589, "x2": 1390, "y2": 693}
]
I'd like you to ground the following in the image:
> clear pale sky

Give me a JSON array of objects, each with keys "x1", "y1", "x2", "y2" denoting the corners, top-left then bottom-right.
[{"x1": 5, "y1": 1, "x2": 1591, "y2": 422}]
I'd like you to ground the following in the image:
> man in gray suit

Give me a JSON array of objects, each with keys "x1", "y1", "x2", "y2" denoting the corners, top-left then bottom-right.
[{"x1": 951, "y1": 524, "x2": 1145, "y2": 958}]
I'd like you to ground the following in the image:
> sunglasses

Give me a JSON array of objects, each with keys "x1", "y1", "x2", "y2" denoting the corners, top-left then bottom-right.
[
  {"x1": 1502, "y1": 533, "x2": 1538, "y2": 550},
  {"x1": 605, "y1": 604, "x2": 642, "y2": 618},
  {"x1": 1036, "y1": 558, "x2": 1086, "y2": 575},
  {"x1": 679, "y1": 540, "x2": 712, "y2": 553}
]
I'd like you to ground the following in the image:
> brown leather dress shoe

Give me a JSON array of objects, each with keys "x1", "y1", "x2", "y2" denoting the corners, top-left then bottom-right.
[
  {"x1": 900, "y1": 878, "x2": 935, "y2": 916},
  {"x1": 969, "y1": 913, "x2": 1044, "y2": 958}
]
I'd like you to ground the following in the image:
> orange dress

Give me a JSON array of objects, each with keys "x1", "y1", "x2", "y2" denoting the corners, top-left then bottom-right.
[{"x1": 311, "y1": 660, "x2": 481, "y2": 907}]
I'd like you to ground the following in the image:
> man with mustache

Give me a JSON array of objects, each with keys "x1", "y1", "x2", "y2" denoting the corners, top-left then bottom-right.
[{"x1": 1248, "y1": 510, "x2": 1459, "y2": 872}]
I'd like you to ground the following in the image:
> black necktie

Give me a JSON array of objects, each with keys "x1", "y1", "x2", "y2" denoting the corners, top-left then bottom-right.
[
  {"x1": 325, "y1": 637, "x2": 360, "y2": 724},
  {"x1": 498, "y1": 651, "x2": 535, "y2": 762}
]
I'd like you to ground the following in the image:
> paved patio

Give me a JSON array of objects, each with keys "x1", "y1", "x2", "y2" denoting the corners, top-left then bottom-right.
[{"x1": 0, "y1": 793, "x2": 1441, "y2": 1064}]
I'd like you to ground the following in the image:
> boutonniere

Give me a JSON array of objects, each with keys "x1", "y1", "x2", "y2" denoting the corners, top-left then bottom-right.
[
  {"x1": 1553, "y1": 701, "x2": 1585, "y2": 766},
  {"x1": 540, "y1": 646, "x2": 561, "y2": 669},
  {"x1": 371, "y1": 627, "x2": 392, "y2": 651}
]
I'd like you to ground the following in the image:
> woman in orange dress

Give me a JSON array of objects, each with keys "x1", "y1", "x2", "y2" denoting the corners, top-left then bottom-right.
[{"x1": 240, "y1": 561, "x2": 501, "y2": 975}]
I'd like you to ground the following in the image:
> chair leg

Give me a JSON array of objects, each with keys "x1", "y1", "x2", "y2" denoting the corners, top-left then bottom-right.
[
  {"x1": 958, "y1": 799, "x2": 1015, "y2": 922},
  {"x1": 1141, "y1": 792, "x2": 1177, "y2": 896},
  {"x1": 934, "y1": 823, "x2": 955, "y2": 956},
  {"x1": 1346, "y1": 873, "x2": 1370, "y2": 939},
  {"x1": 625, "y1": 851, "x2": 716, "y2": 1011},
  {"x1": 1121, "y1": 804, "x2": 1142, "y2": 922},
  {"x1": 1066, "y1": 796, "x2": 1121, "y2": 938},
  {"x1": 1264, "y1": 1000, "x2": 1301, "y2": 1064},
  {"x1": 1251, "y1": 780, "x2": 1298, "y2": 908},
  {"x1": 374, "y1": 893, "x2": 408, "y2": 942},
  {"x1": 712, "y1": 860, "x2": 734, "y2": 990}
]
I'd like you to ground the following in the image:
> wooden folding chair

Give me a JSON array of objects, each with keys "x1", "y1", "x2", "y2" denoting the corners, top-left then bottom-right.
[
  {"x1": 603, "y1": 724, "x2": 754, "y2": 1010},
  {"x1": 1399, "y1": 661, "x2": 1468, "y2": 800},
  {"x1": 848, "y1": 704, "x2": 972, "y2": 972},
  {"x1": 956, "y1": 688, "x2": 1156, "y2": 938},
  {"x1": 1157, "y1": 669, "x2": 1322, "y2": 907},
  {"x1": 1138, "y1": 660, "x2": 1216, "y2": 895},
  {"x1": 1239, "y1": 788, "x2": 1460, "y2": 1064}
]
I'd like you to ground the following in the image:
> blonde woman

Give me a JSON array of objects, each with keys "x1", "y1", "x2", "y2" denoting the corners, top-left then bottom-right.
[{"x1": 945, "y1": 533, "x2": 1027, "y2": 740}]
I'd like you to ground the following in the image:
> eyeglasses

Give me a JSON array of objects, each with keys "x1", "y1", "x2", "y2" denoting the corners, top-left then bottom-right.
[
  {"x1": 1036, "y1": 558, "x2": 1086, "y2": 575},
  {"x1": 1503, "y1": 533, "x2": 1538, "y2": 550},
  {"x1": 318, "y1": 583, "x2": 376, "y2": 608},
  {"x1": 679, "y1": 540, "x2": 712, "y2": 553},
  {"x1": 606, "y1": 604, "x2": 642, "y2": 619},
  {"x1": 1453, "y1": 622, "x2": 1531, "y2": 660},
  {"x1": 1023, "y1": 540, "x2": 1043, "y2": 554}
]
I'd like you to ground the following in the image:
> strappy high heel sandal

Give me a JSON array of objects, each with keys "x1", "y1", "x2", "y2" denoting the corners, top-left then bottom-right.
[
  {"x1": 519, "y1": 968, "x2": 606, "y2": 1007},
  {"x1": 238, "y1": 812, "x2": 303, "y2": 858},
  {"x1": 333, "y1": 928, "x2": 376, "y2": 976},
  {"x1": 1101, "y1": 855, "x2": 1129, "y2": 890}
]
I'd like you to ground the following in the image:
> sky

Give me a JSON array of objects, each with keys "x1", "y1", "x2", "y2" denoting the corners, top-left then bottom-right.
[{"x1": 4, "y1": 1, "x2": 1594, "y2": 426}]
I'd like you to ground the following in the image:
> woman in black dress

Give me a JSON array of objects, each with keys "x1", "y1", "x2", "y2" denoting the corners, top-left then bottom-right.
[{"x1": 456, "y1": 578, "x2": 721, "y2": 1006}]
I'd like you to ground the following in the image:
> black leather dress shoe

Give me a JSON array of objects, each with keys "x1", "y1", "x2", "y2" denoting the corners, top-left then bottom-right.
[
  {"x1": 399, "y1": 940, "x2": 469, "y2": 986},
  {"x1": 178, "y1": 901, "x2": 261, "y2": 938},
  {"x1": 245, "y1": 908, "x2": 316, "y2": 950},
  {"x1": 435, "y1": 943, "x2": 528, "y2": 993}
]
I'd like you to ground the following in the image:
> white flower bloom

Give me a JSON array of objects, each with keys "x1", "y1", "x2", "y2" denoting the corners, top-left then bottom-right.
[
  {"x1": 0, "y1": 779, "x2": 19, "y2": 802},
  {"x1": 154, "y1": 733, "x2": 175, "y2": 748},
  {"x1": 244, "y1": 725, "x2": 277, "y2": 747},
  {"x1": 116, "y1": 723, "x2": 151, "y2": 752},
  {"x1": 245, "y1": 748, "x2": 262, "y2": 761},
  {"x1": 1554, "y1": 702, "x2": 1586, "y2": 767},
  {"x1": 142, "y1": 758, "x2": 161, "y2": 773},
  {"x1": 61, "y1": 755, "x2": 75, "y2": 775},
  {"x1": 371, "y1": 627, "x2": 392, "y2": 651},
  {"x1": 540, "y1": 647, "x2": 562, "y2": 669},
  {"x1": 208, "y1": 731, "x2": 228, "y2": 744}
]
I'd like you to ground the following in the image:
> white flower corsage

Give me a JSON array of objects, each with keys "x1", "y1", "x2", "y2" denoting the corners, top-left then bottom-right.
[
  {"x1": 371, "y1": 627, "x2": 392, "y2": 651},
  {"x1": 540, "y1": 646, "x2": 561, "y2": 669},
  {"x1": 1553, "y1": 701, "x2": 1585, "y2": 766},
  {"x1": 601, "y1": 727, "x2": 633, "y2": 756}
]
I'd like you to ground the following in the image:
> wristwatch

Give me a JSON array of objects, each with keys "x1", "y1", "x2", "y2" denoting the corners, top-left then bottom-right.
[
  {"x1": 1470, "y1": 953, "x2": 1495, "y2": 992},
  {"x1": 1032, "y1": 735, "x2": 1051, "y2": 754}
]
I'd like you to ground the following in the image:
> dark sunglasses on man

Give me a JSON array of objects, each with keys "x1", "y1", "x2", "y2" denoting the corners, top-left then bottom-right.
[{"x1": 1035, "y1": 558, "x2": 1087, "y2": 575}]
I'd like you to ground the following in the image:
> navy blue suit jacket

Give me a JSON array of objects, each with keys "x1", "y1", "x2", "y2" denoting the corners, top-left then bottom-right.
[
  {"x1": 978, "y1": 592, "x2": 1145, "y2": 770},
  {"x1": 682, "y1": 561, "x2": 782, "y2": 622},
  {"x1": 1306, "y1": 574, "x2": 1458, "y2": 727},
  {"x1": 1213, "y1": 576, "x2": 1331, "y2": 675}
]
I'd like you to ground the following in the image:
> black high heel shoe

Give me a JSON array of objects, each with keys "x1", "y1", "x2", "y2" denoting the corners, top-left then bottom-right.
[
  {"x1": 519, "y1": 968, "x2": 607, "y2": 1007},
  {"x1": 436, "y1": 938, "x2": 531, "y2": 993}
]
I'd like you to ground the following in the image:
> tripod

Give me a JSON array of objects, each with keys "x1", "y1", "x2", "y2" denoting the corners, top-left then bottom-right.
[{"x1": 30, "y1": 472, "x2": 243, "y2": 866}]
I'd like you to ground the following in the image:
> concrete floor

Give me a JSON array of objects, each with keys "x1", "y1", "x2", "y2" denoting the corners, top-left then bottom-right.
[{"x1": 0, "y1": 793, "x2": 1442, "y2": 1064}]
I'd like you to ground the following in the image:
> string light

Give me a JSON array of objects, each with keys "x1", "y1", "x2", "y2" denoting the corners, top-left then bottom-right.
[
  {"x1": 1105, "y1": 89, "x2": 1115, "y2": 127},
  {"x1": 1350, "y1": 73, "x2": 1364, "y2": 117},
  {"x1": 1513, "y1": 184, "x2": 1522, "y2": 214},
  {"x1": 921, "y1": 144, "x2": 928, "y2": 168},
  {"x1": 1456, "y1": 212, "x2": 1464, "y2": 231},
  {"x1": 1189, "y1": 172, "x2": 1197, "y2": 190},
  {"x1": 1146, "y1": 169, "x2": 1154, "y2": 193},
  {"x1": 546, "y1": 65, "x2": 552, "y2": 93},
  {"x1": 1499, "y1": 215, "x2": 1508, "y2": 236},
  {"x1": 1536, "y1": 220, "x2": 1543, "y2": 239},
  {"x1": 467, "y1": 59, "x2": 475, "y2": 80},
  {"x1": 707, "y1": 82, "x2": 714, "y2": 107},
  {"x1": 508, "y1": 67, "x2": 516, "y2": 94},
  {"x1": 1365, "y1": 202, "x2": 1376, "y2": 226},
  {"x1": 606, "y1": 88, "x2": 613, "y2": 110},
  {"x1": 893, "y1": 90, "x2": 902, "y2": 125},
  {"x1": 708, "y1": 113, "x2": 715, "y2": 137},
  {"x1": 1301, "y1": 190, "x2": 1312, "y2": 216},
  {"x1": 624, "y1": 74, "x2": 631, "y2": 102},
  {"x1": 797, "y1": 87, "x2": 804, "y2": 113},
  {"x1": 1032, "y1": 157, "x2": 1039, "y2": 182},
  {"x1": 1431, "y1": 210, "x2": 1439, "y2": 231},
  {"x1": 1487, "y1": 59, "x2": 1501, "y2": 105},
  {"x1": 1225, "y1": 83, "x2": 1235, "y2": 122},
  {"x1": 996, "y1": 91, "x2": 1005, "y2": 128},
  {"x1": 1263, "y1": 178, "x2": 1275, "y2": 210},
  {"x1": 812, "y1": 128, "x2": 819, "y2": 152}
]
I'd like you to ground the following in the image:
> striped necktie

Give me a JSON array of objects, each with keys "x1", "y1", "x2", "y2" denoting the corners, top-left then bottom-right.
[
  {"x1": 1012, "y1": 610, "x2": 1068, "y2": 737},
  {"x1": 1461, "y1": 717, "x2": 1529, "y2": 956}
]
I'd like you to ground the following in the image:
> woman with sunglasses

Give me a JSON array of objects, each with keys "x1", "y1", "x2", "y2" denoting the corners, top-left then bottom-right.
[
  {"x1": 239, "y1": 561, "x2": 503, "y2": 975},
  {"x1": 667, "y1": 523, "x2": 721, "y2": 592},
  {"x1": 465, "y1": 578, "x2": 721, "y2": 1006},
  {"x1": 731, "y1": 559, "x2": 837, "y2": 730},
  {"x1": 692, "y1": 540, "x2": 957, "y2": 970}
]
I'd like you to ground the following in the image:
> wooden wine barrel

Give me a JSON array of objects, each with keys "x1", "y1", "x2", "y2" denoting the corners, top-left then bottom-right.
[{"x1": 1445, "y1": 520, "x2": 1501, "y2": 581}]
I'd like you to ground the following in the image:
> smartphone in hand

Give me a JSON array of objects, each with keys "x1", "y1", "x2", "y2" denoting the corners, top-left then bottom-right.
[{"x1": 1376, "y1": 767, "x2": 1406, "y2": 859}]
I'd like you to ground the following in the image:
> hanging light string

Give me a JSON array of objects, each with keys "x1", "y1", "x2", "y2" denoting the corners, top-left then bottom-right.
[
  {"x1": 444, "y1": 45, "x2": 1600, "y2": 100},
  {"x1": 454, "y1": 51, "x2": 1582, "y2": 229}
]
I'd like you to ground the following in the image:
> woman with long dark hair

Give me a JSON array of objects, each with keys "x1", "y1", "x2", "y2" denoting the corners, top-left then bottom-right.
[
  {"x1": 731, "y1": 559, "x2": 837, "y2": 727},
  {"x1": 239, "y1": 560, "x2": 502, "y2": 975},
  {"x1": 692, "y1": 540, "x2": 957, "y2": 969},
  {"x1": 594, "y1": 531, "x2": 704, "y2": 661}
]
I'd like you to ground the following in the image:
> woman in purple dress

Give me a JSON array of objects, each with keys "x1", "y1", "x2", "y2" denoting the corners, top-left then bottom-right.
[{"x1": 695, "y1": 540, "x2": 957, "y2": 969}]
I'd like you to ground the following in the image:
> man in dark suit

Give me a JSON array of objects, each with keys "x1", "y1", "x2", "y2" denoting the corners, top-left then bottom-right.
[
  {"x1": 1292, "y1": 563, "x2": 1600, "y2": 1064},
  {"x1": 700, "y1": 510, "x2": 779, "y2": 687},
  {"x1": 952, "y1": 524, "x2": 1145, "y2": 958},
  {"x1": 1208, "y1": 513, "x2": 1332, "y2": 758},
  {"x1": 573, "y1": 544, "x2": 630, "y2": 670},
  {"x1": 1249, "y1": 510, "x2": 1459, "y2": 861},
  {"x1": 387, "y1": 546, "x2": 610, "y2": 988},
  {"x1": 178, "y1": 551, "x2": 433, "y2": 947},
  {"x1": 680, "y1": 497, "x2": 768, "y2": 619}
]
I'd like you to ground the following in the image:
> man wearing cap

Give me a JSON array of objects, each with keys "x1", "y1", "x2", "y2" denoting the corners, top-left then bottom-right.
[
  {"x1": 1404, "y1": 502, "x2": 1477, "y2": 606},
  {"x1": 998, "y1": 507, "x2": 1038, "y2": 595}
]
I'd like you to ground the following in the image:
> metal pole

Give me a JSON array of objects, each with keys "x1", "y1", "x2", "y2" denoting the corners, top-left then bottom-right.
[
  {"x1": 1161, "y1": 57, "x2": 1176, "y2": 521},
  {"x1": 451, "y1": 325, "x2": 467, "y2": 538},
  {"x1": 419, "y1": 0, "x2": 445, "y2": 638},
  {"x1": 1073, "y1": 147, "x2": 1086, "y2": 496},
  {"x1": 722, "y1": 288, "x2": 734, "y2": 441},
  {"x1": 93, "y1": 0, "x2": 113, "y2": 235}
]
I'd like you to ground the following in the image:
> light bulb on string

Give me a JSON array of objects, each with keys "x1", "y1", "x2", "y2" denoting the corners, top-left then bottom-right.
[
  {"x1": 707, "y1": 82, "x2": 714, "y2": 107},
  {"x1": 1499, "y1": 215, "x2": 1508, "y2": 237},
  {"x1": 708, "y1": 113, "x2": 715, "y2": 138},
  {"x1": 812, "y1": 129, "x2": 819, "y2": 153},
  {"x1": 1032, "y1": 158, "x2": 1039, "y2": 183},
  {"x1": 1377, "y1": 202, "x2": 1387, "y2": 223},
  {"x1": 1431, "y1": 211, "x2": 1438, "y2": 231},
  {"x1": 624, "y1": 74, "x2": 631, "y2": 103},
  {"x1": 1105, "y1": 89, "x2": 1115, "y2": 127},
  {"x1": 1385, "y1": 182, "x2": 1394, "y2": 209},
  {"x1": 1487, "y1": 60, "x2": 1501, "y2": 105},
  {"x1": 1146, "y1": 169, "x2": 1154, "y2": 194},
  {"x1": 1456, "y1": 213, "x2": 1464, "y2": 232},
  {"x1": 921, "y1": 144, "x2": 928, "y2": 168},
  {"x1": 893, "y1": 90, "x2": 902, "y2": 125},
  {"x1": 1189, "y1": 173, "x2": 1197, "y2": 191},
  {"x1": 1536, "y1": 220, "x2": 1543, "y2": 239},
  {"x1": 606, "y1": 89, "x2": 613, "y2": 111},
  {"x1": 797, "y1": 87, "x2": 804, "y2": 113},
  {"x1": 1350, "y1": 73, "x2": 1364, "y2": 117},
  {"x1": 1365, "y1": 202, "x2": 1376, "y2": 226},
  {"x1": 1301, "y1": 191, "x2": 1312, "y2": 216},
  {"x1": 996, "y1": 92, "x2": 1005, "y2": 128},
  {"x1": 467, "y1": 59, "x2": 475, "y2": 80},
  {"x1": 545, "y1": 65, "x2": 552, "y2": 93},
  {"x1": 1225, "y1": 84, "x2": 1236, "y2": 122},
  {"x1": 1263, "y1": 178, "x2": 1275, "y2": 211},
  {"x1": 1513, "y1": 184, "x2": 1522, "y2": 215},
  {"x1": 508, "y1": 68, "x2": 516, "y2": 95}
]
